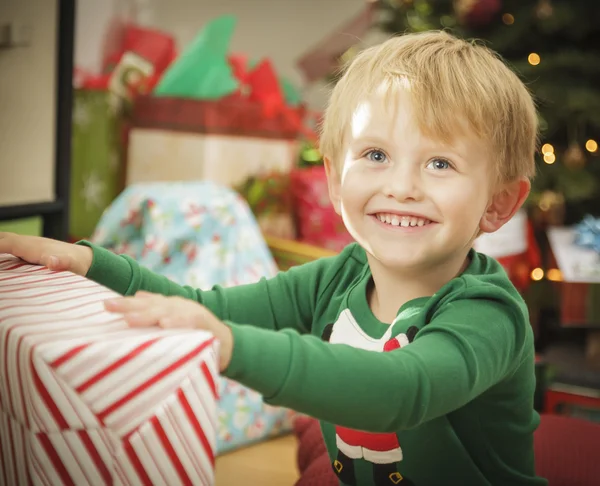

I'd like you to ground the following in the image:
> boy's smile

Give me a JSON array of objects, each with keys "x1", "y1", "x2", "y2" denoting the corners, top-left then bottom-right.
[
  {"x1": 370, "y1": 212, "x2": 435, "y2": 231},
  {"x1": 326, "y1": 87, "x2": 497, "y2": 279}
]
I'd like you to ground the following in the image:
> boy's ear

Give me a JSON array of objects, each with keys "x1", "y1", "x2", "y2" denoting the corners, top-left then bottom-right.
[
  {"x1": 324, "y1": 156, "x2": 342, "y2": 215},
  {"x1": 480, "y1": 178, "x2": 530, "y2": 234}
]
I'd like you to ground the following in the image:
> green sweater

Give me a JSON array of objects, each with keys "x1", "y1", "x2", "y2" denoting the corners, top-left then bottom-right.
[{"x1": 82, "y1": 241, "x2": 547, "y2": 486}]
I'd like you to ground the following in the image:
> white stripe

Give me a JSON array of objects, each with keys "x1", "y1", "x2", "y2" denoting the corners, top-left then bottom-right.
[
  {"x1": 0, "y1": 273, "x2": 84, "y2": 287},
  {"x1": 129, "y1": 431, "x2": 168, "y2": 486},
  {"x1": 58, "y1": 334, "x2": 162, "y2": 388},
  {"x1": 87, "y1": 429, "x2": 115, "y2": 475},
  {"x1": 111, "y1": 368, "x2": 196, "y2": 437},
  {"x1": 108, "y1": 348, "x2": 214, "y2": 437},
  {"x1": 30, "y1": 435, "x2": 63, "y2": 486},
  {"x1": 46, "y1": 366, "x2": 101, "y2": 429},
  {"x1": 163, "y1": 404, "x2": 205, "y2": 485},
  {"x1": 0, "y1": 288, "x2": 114, "y2": 310},
  {"x1": 186, "y1": 370, "x2": 218, "y2": 462},
  {"x1": 63, "y1": 431, "x2": 105, "y2": 486},
  {"x1": 0, "y1": 282, "x2": 99, "y2": 300},
  {"x1": 1, "y1": 299, "x2": 108, "y2": 321},
  {"x1": 86, "y1": 336, "x2": 206, "y2": 411},
  {"x1": 30, "y1": 447, "x2": 51, "y2": 486},
  {"x1": 31, "y1": 353, "x2": 85, "y2": 431},
  {"x1": 0, "y1": 408, "x2": 16, "y2": 484},
  {"x1": 141, "y1": 421, "x2": 182, "y2": 485},
  {"x1": 12, "y1": 414, "x2": 29, "y2": 485},
  {"x1": 112, "y1": 436, "x2": 144, "y2": 486},
  {"x1": 0, "y1": 274, "x2": 84, "y2": 291},
  {"x1": 47, "y1": 433, "x2": 90, "y2": 484},
  {"x1": 169, "y1": 389, "x2": 213, "y2": 483}
]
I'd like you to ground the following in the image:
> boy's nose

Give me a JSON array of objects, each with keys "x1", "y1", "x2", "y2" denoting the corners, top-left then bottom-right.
[{"x1": 382, "y1": 165, "x2": 424, "y2": 202}]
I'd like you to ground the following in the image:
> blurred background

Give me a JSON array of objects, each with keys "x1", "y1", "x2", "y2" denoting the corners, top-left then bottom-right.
[{"x1": 1, "y1": 0, "x2": 600, "y2": 479}]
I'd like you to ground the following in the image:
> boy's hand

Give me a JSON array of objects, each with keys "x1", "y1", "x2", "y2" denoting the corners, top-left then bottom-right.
[
  {"x1": 104, "y1": 292, "x2": 234, "y2": 372},
  {"x1": 0, "y1": 232, "x2": 93, "y2": 276}
]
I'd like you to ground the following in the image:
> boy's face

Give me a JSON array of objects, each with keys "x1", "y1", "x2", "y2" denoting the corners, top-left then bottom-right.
[{"x1": 325, "y1": 89, "x2": 527, "y2": 274}]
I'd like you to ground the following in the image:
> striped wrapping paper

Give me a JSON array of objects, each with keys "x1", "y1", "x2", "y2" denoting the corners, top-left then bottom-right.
[{"x1": 0, "y1": 254, "x2": 220, "y2": 485}]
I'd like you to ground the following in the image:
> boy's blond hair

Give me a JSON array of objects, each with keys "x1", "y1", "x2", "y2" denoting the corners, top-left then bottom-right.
[{"x1": 320, "y1": 30, "x2": 538, "y2": 183}]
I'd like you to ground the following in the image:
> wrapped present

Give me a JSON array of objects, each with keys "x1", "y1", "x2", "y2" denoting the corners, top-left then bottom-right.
[
  {"x1": 75, "y1": 24, "x2": 177, "y2": 101},
  {"x1": 574, "y1": 215, "x2": 600, "y2": 253},
  {"x1": 236, "y1": 171, "x2": 296, "y2": 239},
  {"x1": 547, "y1": 226, "x2": 600, "y2": 328},
  {"x1": 90, "y1": 181, "x2": 296, "y2": 453},
  {"x1": 290, "y1": 165, "x2": 354, "y2": 252},
  {"x1": 125, "y1": 16, "x2": 305, "y2": 190},
  {"x1": 0, "y1": 255, "x2": 219, "y2": 485}
]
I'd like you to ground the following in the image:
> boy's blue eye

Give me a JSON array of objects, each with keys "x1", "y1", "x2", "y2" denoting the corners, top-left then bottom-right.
[
  {"x1": 427, "y1": 158, "x2": 451, "y2": 170},
  {"x1": 366, "y1": 150, "x2": 387, "y2": 163}
]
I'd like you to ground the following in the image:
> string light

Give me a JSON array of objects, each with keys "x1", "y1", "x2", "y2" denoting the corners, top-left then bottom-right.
[
  {"x1": 528, "y1": 53, "x2": 541, "y2": 66},
  {"x1": 586, "y1": 139, "x2": 598, "y2": 153},
  {"x1": 541, "y1": 143, "x2": 554, "y2": 155},
  {"x1": 546, "y1": 269, "x2": 562, "y2": 282},
  {"x1": 531, "y1": 268, "x2": 544, "y2": 281},
  {"x1": 502, "y1": 13, "x2": 515, "y2": 25},
  {"x1": 543, "y1": 153, "x2": 556, "y2": 164}
]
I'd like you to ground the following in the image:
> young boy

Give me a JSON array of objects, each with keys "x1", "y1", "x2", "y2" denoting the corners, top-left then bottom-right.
[{"x1": 0, "y1": 31, "x2": 546, "y2": 485}]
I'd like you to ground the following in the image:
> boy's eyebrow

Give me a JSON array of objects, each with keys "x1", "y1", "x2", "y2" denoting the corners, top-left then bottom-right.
[{"x1": 350, "y1": 134, "x2": 390, "y2": 147}]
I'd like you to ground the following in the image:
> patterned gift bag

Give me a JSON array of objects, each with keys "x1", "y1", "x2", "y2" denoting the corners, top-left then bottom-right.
[
  {"x1": 91, "y1": 181, "x2": 296, "y2": 453},
  {"x1": 70, "y1": 89, "x2": 125, "y2": 240}
]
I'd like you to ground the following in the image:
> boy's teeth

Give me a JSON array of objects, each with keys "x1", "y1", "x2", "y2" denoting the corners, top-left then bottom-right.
[{"x1": 376, "y1": 213, "x2": 430, "y2": 227}]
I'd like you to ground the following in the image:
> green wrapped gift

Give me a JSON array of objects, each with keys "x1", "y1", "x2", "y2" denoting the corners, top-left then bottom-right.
[{"x1": 70, "y1": 89, "x2": 124, "y2": 239}]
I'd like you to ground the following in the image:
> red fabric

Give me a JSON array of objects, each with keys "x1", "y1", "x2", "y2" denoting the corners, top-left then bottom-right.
[
  {"x1": 76, "y1": 24, "x2": 176, "y2": 93},
  {"x1": 110, "y1": 24, "x2": 176, "y2": 76},
  {"x1": 335, "y1": 426, "x2": 399, "y2": 451},
  {"x1": 294, "y1": 414, "x2": 600, "y2": 486},
  {"x1": 293, "y1": 417, "x2": 336, "y2": 486},
  {"x1": 534, "y1": 414, "x2": 600, "y2": 486},
  {"x1": 384, "y1": 337, "x2": 401, "y2": 352},
  {"x1": 229, "y1": 54, "x2": 249, "y2": 84},
  {"x1": 245, "y1": 59, "x2": 284, "y2": 116}
]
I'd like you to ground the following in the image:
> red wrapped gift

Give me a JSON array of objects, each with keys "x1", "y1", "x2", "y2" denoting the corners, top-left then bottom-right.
[
  {"x1": 290, "y1": 166, "x2": 354, "y2": 252},
  {"x1": 0, "y1": 255, "x2": 219, "y2": 485},
  {"x1": 125, "y1": 92, "x2": 305, "y2": 188}
]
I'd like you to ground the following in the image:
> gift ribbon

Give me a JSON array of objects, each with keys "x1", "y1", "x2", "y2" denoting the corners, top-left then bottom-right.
[{"x1": 574, "y1": 215, "x2": 600, "y2": 253}]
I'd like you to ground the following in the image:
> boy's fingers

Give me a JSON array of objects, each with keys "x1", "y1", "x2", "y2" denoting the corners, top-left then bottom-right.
[
  {"x1": 159, "y1": 315, "x2": 196, "y2": 329},
  {"x1": 104, "y1": 296, "x2": 155, "y2": 313},
  {"x1": 124, "y1": 305, "x2": 172, "y2": 327},
  {"x1": 40, "y1": 254, "x2": 69, "y2": 271}
]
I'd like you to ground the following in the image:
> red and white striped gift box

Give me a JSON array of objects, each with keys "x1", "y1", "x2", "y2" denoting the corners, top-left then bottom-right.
[{"x1": 0, "y1": 254, "x2": 220, "y2": 485}]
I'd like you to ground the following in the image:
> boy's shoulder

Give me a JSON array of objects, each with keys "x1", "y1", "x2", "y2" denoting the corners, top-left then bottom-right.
[{"x1": 427, "y1": 249, "x2": 530, "y2": 331}]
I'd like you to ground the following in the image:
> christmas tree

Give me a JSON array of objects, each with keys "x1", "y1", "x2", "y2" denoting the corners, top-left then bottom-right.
[{"x1": 377, "y1": 0, "x2": 600, "y2": 225}]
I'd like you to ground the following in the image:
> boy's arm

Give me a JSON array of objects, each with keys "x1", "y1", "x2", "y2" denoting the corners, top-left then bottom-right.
[
  {"x1": 223, "y1": 296, "x2": 528, "y2": 432},
  {"x1": 81, "y1": 242, "x2": 346, "y2": 334}
]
